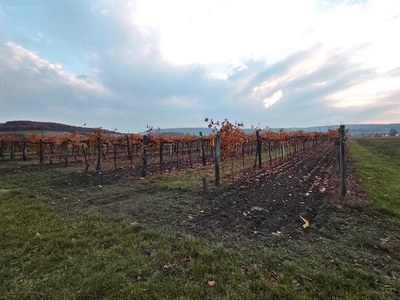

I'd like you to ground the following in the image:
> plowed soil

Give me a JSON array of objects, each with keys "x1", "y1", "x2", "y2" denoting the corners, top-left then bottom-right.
[
  {"x1": 185, "y1": 141, "x2": 372, "y2": 248},
  {"x1": 3, "y1": 140, "x2": 400, "y2": 279},
  {"x1": 18, "y1": 140, "x2": 371, "y2": 249}
]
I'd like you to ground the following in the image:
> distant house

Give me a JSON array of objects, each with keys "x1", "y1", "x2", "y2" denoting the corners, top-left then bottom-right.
[{"x1": 389, "y1": 129, "x2": 399, "y2": 137}]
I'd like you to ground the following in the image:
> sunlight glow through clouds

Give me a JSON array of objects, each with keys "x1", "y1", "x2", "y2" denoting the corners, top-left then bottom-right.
[
  {"x1": 130, "y1": 0, "x2": 400, "y2": 77},
  {"x1": 327, "y1": 77, "x2": 400, "y2": 108},
  {"x1": 128, "y1": 0, "x2": 400, "y2": 122},
  {"x1": 131, "y1": 0, "x2": 316, "y2": 68},
  {"x1": 251, "y1": 46, "x2": 331, "y2": 106},
  {"x1": 316, "y1": 0, "x2": 400, "y2": 73},
  {"x1": 263, "y1": 90, "x2": 283, "y2": 108}
]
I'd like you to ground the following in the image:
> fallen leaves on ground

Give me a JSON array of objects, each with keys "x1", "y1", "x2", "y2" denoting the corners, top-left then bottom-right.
[
  {"x1": 269, "y1": 270, "x2": 280, "y2": 286},
  {"x1": 207, "y1": 279, "x2": 216, "y2": 287}
]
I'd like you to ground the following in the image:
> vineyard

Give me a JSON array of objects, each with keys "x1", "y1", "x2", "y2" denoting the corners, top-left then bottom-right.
[
  {"x1": 0, "y1": 121, "x2": 339, "y2": 184},
  {"x1": 2, "y1": 123, "x2": 400, "y2": 298}
]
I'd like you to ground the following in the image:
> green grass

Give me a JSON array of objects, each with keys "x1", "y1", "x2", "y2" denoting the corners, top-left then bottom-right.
[
  {"x1": 1, "y1": 145, "x2": 400, "y2": 299},
  {"x1": 155, "y1": 167, "x2": 211, "y2": 191},
  {"x1": 155, "y1": 151, "x2": 282, "y2": 191},
  {"x1": 0, "y1": 188, "x2": 250, "y2": 299},
  {"x1": 350, "y1": 138, "x2": 400, "y2": 215},
  {"x1": 1, "y1": 186, "x2": 389, "y2": 299},
  {"x1": 2, "y1": 187, "x2": 379, "y2": 299}
]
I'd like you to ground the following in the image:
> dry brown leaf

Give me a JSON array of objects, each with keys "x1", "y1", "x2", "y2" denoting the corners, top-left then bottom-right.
[
  {"x1": 180, "y1": 257, "x2": 190, "y2": 264},
  {"x1": 380, "y1": 237, "x2": 390, "y2": 243},
  {"x1": 269, "y1": 270, "x2": 279, "y2": 286}
]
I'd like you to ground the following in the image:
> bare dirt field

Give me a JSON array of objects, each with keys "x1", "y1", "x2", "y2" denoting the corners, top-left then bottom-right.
[
  {"x1": 18, "y1": 141, "x2": 392, "y2": 256},
  {"x1": 2, "y1": 139, "x2": 399, "y2": 294}
]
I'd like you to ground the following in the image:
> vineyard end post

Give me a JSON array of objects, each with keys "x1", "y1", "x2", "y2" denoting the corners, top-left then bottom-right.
[
  {"x1": 339, "y1": 125, "x2": 346, "y2": 197},
  {"x1": 214, "y1": 134, "x2": 220, "y2": 186},
  {"x1": 141, "y1": 135, "x2": 148, "y2": 178},
  {"x1": 199, "y1": 132, "x2": 206, "y2": 166},
  {"x1": 257, "y1": 130, "x2": 262, "y2": 169}
]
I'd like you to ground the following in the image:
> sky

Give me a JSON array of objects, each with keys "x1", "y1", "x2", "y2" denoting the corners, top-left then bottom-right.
[{"x1": 0, "y1": 0, "x2": 399, "y2": 133}]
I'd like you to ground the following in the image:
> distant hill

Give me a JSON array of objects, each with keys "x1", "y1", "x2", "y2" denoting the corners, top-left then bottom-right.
[
  {"x1": 0, "y1": 121, "x2": 117, "y2": 134},
  {"x1": 1, "y1": 121, "x2": 399, "y2": 136},
  {"x1": 297, "y1": 124, "x2": 400, "y2": 136},
  {"x1": 157, "y1": 124, "x2": 400, "y2": 136}
]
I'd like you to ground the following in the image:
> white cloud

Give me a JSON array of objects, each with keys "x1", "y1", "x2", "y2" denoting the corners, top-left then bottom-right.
[
  {"x1": 161, "y1": 96, "x2": 201, "y2": 108},
  {"x1": 129, "y1": 0, "x2": 400, "y2": 78},
  {"x1": 0, "y1": 42, "x2": 112, "y2": 127},
  {"x1": 327, "y1": 77, "x2": 400, "y2": 108},
  {"x1": 263, "y1": 90, "x2": 283, "y2": 108},
  {"x1": 207, "y1": 72, "x2": 229, "y2": 80},
  {"x1": 2, "y1": 42, "x2": 105, "y2": 91},
  {"x1": 314, "y1": 0, "x2": 400, "y2": 72},
  {"x1": 130, "y1": 0, "x2": 316, "y2": 67},
  {"x1": 2, "y1": 0, "x2": 400, "y2": 131}
]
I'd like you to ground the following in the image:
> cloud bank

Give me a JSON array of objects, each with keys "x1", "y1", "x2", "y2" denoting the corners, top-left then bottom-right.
[{"x1": 0, "y1": 0, "x2": 399, "y2": 132}]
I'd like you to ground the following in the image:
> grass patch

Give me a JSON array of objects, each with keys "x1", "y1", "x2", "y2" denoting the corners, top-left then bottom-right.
[
  {"x1": 350, "y1": 138, "x2": 400, "y2": 215},
  {"x1": 1, "y1": 154, "x2": 400, "y2": 299},
  {"x1": 2, "y1": 187, "x2": 384, "y2": 299},
  {"x1": 155, "y1": 167, "x2": 212, "y2": 191},
  {"x1": 155, "y1": 151, "x2": 281, "y2": 191}
]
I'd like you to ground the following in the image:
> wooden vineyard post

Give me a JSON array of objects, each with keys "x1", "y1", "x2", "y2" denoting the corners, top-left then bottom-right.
[
  {"x1": 200, "y1": 132, "x2": 207, "y2": 166},
  {"x1": 214, "y1": 134, "x2": 220, "y2": 186},
  {"x1": 242, "y1": 142, "x2": 245, "y2": 171},
  {"x1": 113, "y1": 144, "x2": 118, "y2": 170},
  {"x1": 176, "y1": 142, "x2": 180, "y2": 171},
  {"x1": 126, "y1": 134, "x2": 132, "y2": 165},
  {"x1": 10, "y1": 141, "x2": 15, "y2": 161},
  {"x1": 269, "y1": 139, "x2": 272, "y2": 167},
  {"x1": 39, "y1": 139, "x2": 44, "y2": 164},
  {"x1": 73, "y1": 145, "x2": 78, "y2": 162},
  {"x1": 82, "y1": 145, "x2": 89, "y2": 172},
  {"x1": 187, "y1": 141, "x2": 193, "y2": 168},
  {"x1": 0, "y1": 140, "x2": 4, "y2": 161},
  {"x1": 339, "y1": 125, "x2": 347, "y2": 197},
  {"x1": 254, "y1": 130, "x2": 262, "y2": 170},
  {"x1": 64, "y1": 141, "x2": 69, "y2": 167},
  {"x1": 96, "y1": 142, "x2": 101, "y2": 171},
  {"x1": 141, "y1": 135, "x2": 148, "y2": 178},
  {"x1": 159, "y1": 141, "x2": 164, "y2": 174},
  {"x1": 22, "y1": 138, "x2": 28, "y2": 161},
  {"x1": 257, "y1": 131, "x2": 262, "y2": 169}
]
